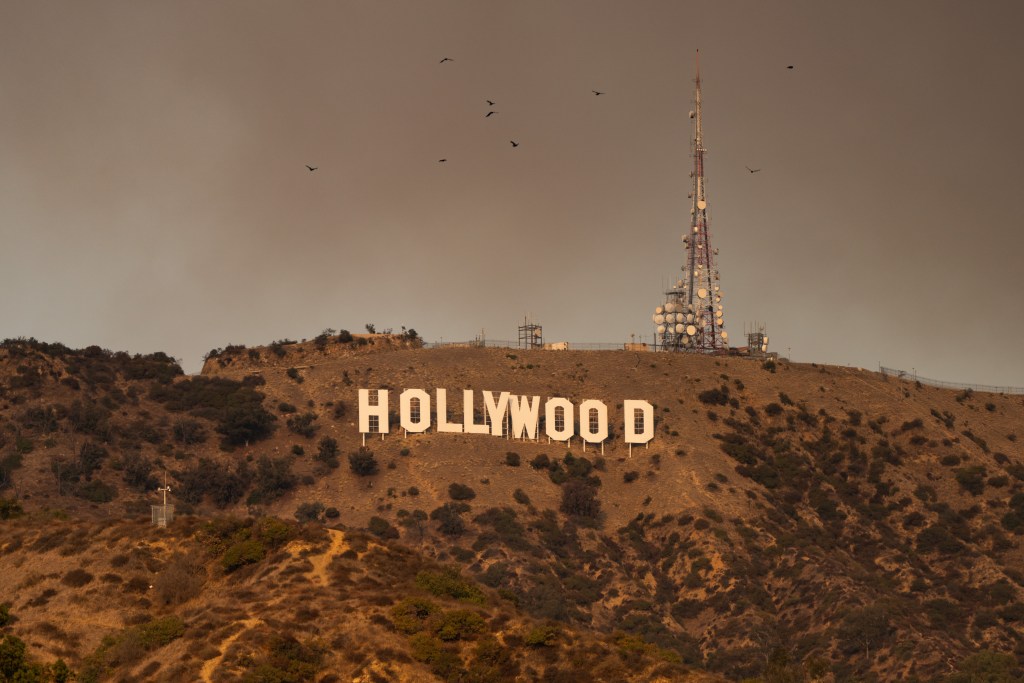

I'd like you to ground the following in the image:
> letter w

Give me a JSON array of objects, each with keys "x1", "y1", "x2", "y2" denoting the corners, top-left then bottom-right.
[{"x1": 508, "y1": 395, "x2": 540, "y2": 440}]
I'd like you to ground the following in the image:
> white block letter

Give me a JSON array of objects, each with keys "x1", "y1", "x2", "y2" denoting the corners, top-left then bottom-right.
[
  {"x1": 435, "y1": 388, "x2": 463, "y2": 433},
  {"x1": 579, "y1": 399, "x2": 609, "y2": 444},
  {"x1": 358, "y1": 389, "x2": 389, "y2": 434},
  {"x1": 400, "y1": 389, "x2": 430, "y2": 433},
  {"x1": 463, "y1": 390, "x2": 489, "y2": 434},
  {"x1": 508, "y1": 395, "x2": 540, "y2": 440},
  {"x1": 544, "y1": 397, "x2": 574, "y2": 441},
  {"x1": 483, "y1": 391, "x2": 511, "y2": 436},
  {"x1": 623, "y1": 399, "x2": 653, "y2": 444}
]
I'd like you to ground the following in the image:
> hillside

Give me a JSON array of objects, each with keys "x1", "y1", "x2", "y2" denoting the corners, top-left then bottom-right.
[{"x1": 1, "y1": 334, "x2": 1023, "y2": 682}]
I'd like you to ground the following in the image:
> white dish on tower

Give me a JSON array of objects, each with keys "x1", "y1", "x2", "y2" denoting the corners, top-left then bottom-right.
[
  {"x1": 686, "y1": 325, "x2": 697, "y2": 336},
  {"x1": 697, "y1": 200, "x2": 707, "y2": 210},
  {"x1": 675, "y1": 323, "x2": 685, "y2": 333},
  {"x1": 697, "y1": 288, "x2": 708, "y2": 298}
]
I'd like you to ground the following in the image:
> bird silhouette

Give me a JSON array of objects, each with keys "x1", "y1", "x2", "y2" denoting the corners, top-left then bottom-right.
[
  {"x1": 306, "y1": 165, "x2": 318, "y2": 172},
  {"x1": 745, "y1": 166, "x2": 761, "y2": 174},
  {"x1": 486, "y1": 100, "x2": 495, "y2": 106},
  {"x1": 485, "y1": 111, "x2": 498, "y2": 118},
  {"x1": 438, "y1": 159, "x2": 447, "y2": 163},
  {"x1": 440, "y1": 57, "x2": 453, "y2": 63},
  {"x1": 510, "y1": 140, "x2": 519, "y2": 148},
  {"x1": 786, "y1": 65, "x2": 794, "y2": 69},
  {"x1": 592, "y1": 90, "x2": 604, "y2": 96}
]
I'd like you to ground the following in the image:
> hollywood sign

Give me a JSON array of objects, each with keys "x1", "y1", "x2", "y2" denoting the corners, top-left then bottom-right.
[{"x1": 358, "y1": 389, "x2": 654, "y2": 444}]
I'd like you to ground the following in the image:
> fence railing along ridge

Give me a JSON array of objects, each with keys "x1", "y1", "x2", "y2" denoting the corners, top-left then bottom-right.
[{"x1": 879, "y1": 365, "x2": 1024, "y2": 395}]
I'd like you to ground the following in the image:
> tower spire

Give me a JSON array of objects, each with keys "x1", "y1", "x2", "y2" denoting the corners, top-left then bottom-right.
[{"x1": 650, "y1": 52, "x2": 728, "y2": 353}]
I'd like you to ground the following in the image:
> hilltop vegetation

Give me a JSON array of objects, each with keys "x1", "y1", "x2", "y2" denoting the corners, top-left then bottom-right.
[{"x1": 1, "y1": 334, "x2": 1024, "y2": 681}]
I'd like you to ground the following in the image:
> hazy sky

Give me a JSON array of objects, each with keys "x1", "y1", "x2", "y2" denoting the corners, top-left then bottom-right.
[{"x1": 2, "y1": 1, "x2": 1023, "y2": 385}]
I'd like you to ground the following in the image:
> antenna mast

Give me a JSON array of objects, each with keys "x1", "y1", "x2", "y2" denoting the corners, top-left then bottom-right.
[{"x1": 651, "y1": 50, "x2": 728, "y2": 352}]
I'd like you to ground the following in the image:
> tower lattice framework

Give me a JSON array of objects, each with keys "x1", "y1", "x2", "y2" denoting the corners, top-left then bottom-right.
[{"x1": 652, "y1": 50, "x2": 728, "y2": 353}]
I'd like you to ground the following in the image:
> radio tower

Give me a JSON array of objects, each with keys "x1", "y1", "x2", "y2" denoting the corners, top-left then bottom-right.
[{"x1": 651, "y1": 50, "x2": 728, "y2": 352}]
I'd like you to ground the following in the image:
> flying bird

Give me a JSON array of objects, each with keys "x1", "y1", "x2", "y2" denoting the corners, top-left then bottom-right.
[
  {"x1": 592, "y1": 90, "x2": 604, "y2": 96},
  {"x1": 745, "y1": 166, "x2": 761, "y2": 174},
  {"x1": 485, "y1": 111, "x2": 498, "y2": 117},
  {"x1": 486, "y1": 100, "x2": 495, "y2": 106},
  {"x1": 510, "y1": 140, "x2": 519, "y2": 148},
  {"x1": 439, "y1": 57, "x2": 453, "y2": 63},
  {"x1": 438, "y1": 158, "x2": 447, "y2": 163},
  {"x1": 306, "y1": 165, "x2": 318, "y2": 172},
  {"x1": 786, "y1": 65, "x2": 794, "y2": 69}
]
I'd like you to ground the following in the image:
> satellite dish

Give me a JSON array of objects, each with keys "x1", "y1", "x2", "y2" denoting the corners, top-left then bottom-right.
[
  {"x1": 676, "y1": 279, "x2": 683, "y2": 287},
  {"x1": 657, "y1": 325, "x2": 666, "y2": 334},
  {"x1": 682, "y1": 335, "x2": 690, "y2": 343},
  {"x1": 761, "y1": 344, "x2": 768, "y2": 352},
  {"x1": 675, "y1": 323, "x2": 685, "y2": 333},
  {"x1": 721, "y1": 331, "x2": 728, "y2": 339},
  {"x1": 665, "y1": 302, "x2": 675, "y2": 313},
  {"x1": 687, "y1": 304, "x2": 694, "y2": 312},
  {"x1": 764, "y1": 336, "x2": 769, "y2": 343},
  {"x1": 693, "y1": 226, "x2": 699, "y2": 233},
  {"x1": 697, "y1": 200, "x2": 707, "y2": 210},
  {"x1": 697, "y1": 288, "x2": 708, "y2": 298},
  {"x1": 688, "y1": 110, "x2": 695, "y2": 118},
  {"x1": 655, "y1": 306, "x2": 663, "y2": 314},
  {"x1": 686, "y1": 325, "x2": 697, "y2": 336},
  {"x1": 654, "y1": 314, "x2": 665, "y2": 324},
  {"x1": 686, "y1": 313, "x2": 694, "y2": 322}
]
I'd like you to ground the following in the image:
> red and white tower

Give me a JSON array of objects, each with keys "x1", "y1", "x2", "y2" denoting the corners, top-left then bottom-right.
[{"x1": 652, "y1": 50, "x2": 728, "y2": 352}]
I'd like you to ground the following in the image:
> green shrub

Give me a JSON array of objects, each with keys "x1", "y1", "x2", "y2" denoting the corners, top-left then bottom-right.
[
  {"x1": 955, "y1": 466, "x2": 987, "y2": 495},
  {"x1": 286, "y1": 412, "x2": 318, "y2": 438},
  {"x1": 221, "y1": 539, "x2": 265, "y2": 572},
  {"x1": 513, "y1": 489, "x2": 530, "y2": 506},
  {"x1": 172, "y1": 418, "x2": 207, "y2": 444},
  {"x1": 348, "y1": 448, "x2": 379, "y2": 476},
  {"x1": 430, "y1": 503, "x2": 468, "y2": 536},
  {"x1": 416, "y1": 568, "x2": 486, "y2": 604},
  {"x1": 434, "y1": 610, "x2": 485, "y2": 641},
  {"x1": 295, "y1": 501, "x2": 325, "y2": 523},
  {"x1": 448, "y1": 483, "x2": 476, "y2": 500},
  {"x1": 624, "y1": 471, "x2": 639, "y2": 483},
  {"x1": 0, "y1": 498, "x2": 24, "y2": 520},
  {"x1": 523, "y1": 624, "x2": 560, "y2": 647},
  {"x1": 368, "y1": 516, "x2": 399, "y2": 539},
  {"x1": 315, "y1": 437, "x2": 340, "y2": 468},
  {"x1": 505, "y1": 452, "x2": 521, "y2": 467},
  {"x1": 391, "y1": 598, "x2": 439, "y2": 634},
  {"x1": 560, "y1": 479, "x2": 601, "y2": 520},
  {"x1": 75, "y1": 480, "x2": 117, "y2": 503}
]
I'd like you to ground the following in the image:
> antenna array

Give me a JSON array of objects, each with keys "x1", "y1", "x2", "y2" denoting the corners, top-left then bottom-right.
[{"x1": 651, "y1": 50, "x2": 728, "y2": 353}]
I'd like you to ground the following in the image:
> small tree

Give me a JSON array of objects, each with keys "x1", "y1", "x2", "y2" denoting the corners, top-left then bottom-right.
[
  {"x1": 560, "y1": 479, "x2": 601, "y2": 520},
  {"x1": 348, "y1": 448, "x2": 379, "y2": 476},
  {"x1": 295, "y1": 501, "x2": 325, "y2": 523},
  {"x1": 448, "y1": 483, "x2": 476, "y2": 501},
  {"x1": 316, "y1": 437, "x2": 340, "y2": 468}
]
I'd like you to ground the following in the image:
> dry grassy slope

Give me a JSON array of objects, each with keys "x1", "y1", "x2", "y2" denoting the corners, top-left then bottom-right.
[
  {"x1": 4, "y1": 337, "x2": 1024, "y2": 681},
  {"x1": 1, "y1": 516, "x2": 713, "y2": 682},
  {"x1": 201, "y1": 340, "x2": 1022, "y2": 532}
]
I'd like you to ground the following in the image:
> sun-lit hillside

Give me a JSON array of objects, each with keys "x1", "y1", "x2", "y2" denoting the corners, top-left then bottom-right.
[{"x1": 2, "y1": 334, "x2": 1023, "y2": 682}]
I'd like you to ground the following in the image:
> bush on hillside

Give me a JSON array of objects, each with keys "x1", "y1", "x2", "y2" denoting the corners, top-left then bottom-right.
[
  {"x1": 448, "y1": 483, "x2": 476, "y2": 501},
  {"x1": 348, "y1": 448, "x2": 379, "y2": 476}
]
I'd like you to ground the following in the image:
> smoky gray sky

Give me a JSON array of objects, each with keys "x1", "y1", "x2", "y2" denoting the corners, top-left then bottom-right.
[{"x1": 2, "y1": 1, "x2": 1023, "y2": 385}]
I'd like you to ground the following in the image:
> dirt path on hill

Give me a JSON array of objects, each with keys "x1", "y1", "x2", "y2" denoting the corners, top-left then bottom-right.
[
  {"x1": 307, "y1": 528, "x2": 348, "y2": 585},
  {"x1": 200, "y1": 617, "x2": 262, "y2": 682}
]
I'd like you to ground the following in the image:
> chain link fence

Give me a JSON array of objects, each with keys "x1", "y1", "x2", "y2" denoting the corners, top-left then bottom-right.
[{"x1": 879, "y1": 366, "x2": 1024, "y2": 395}]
